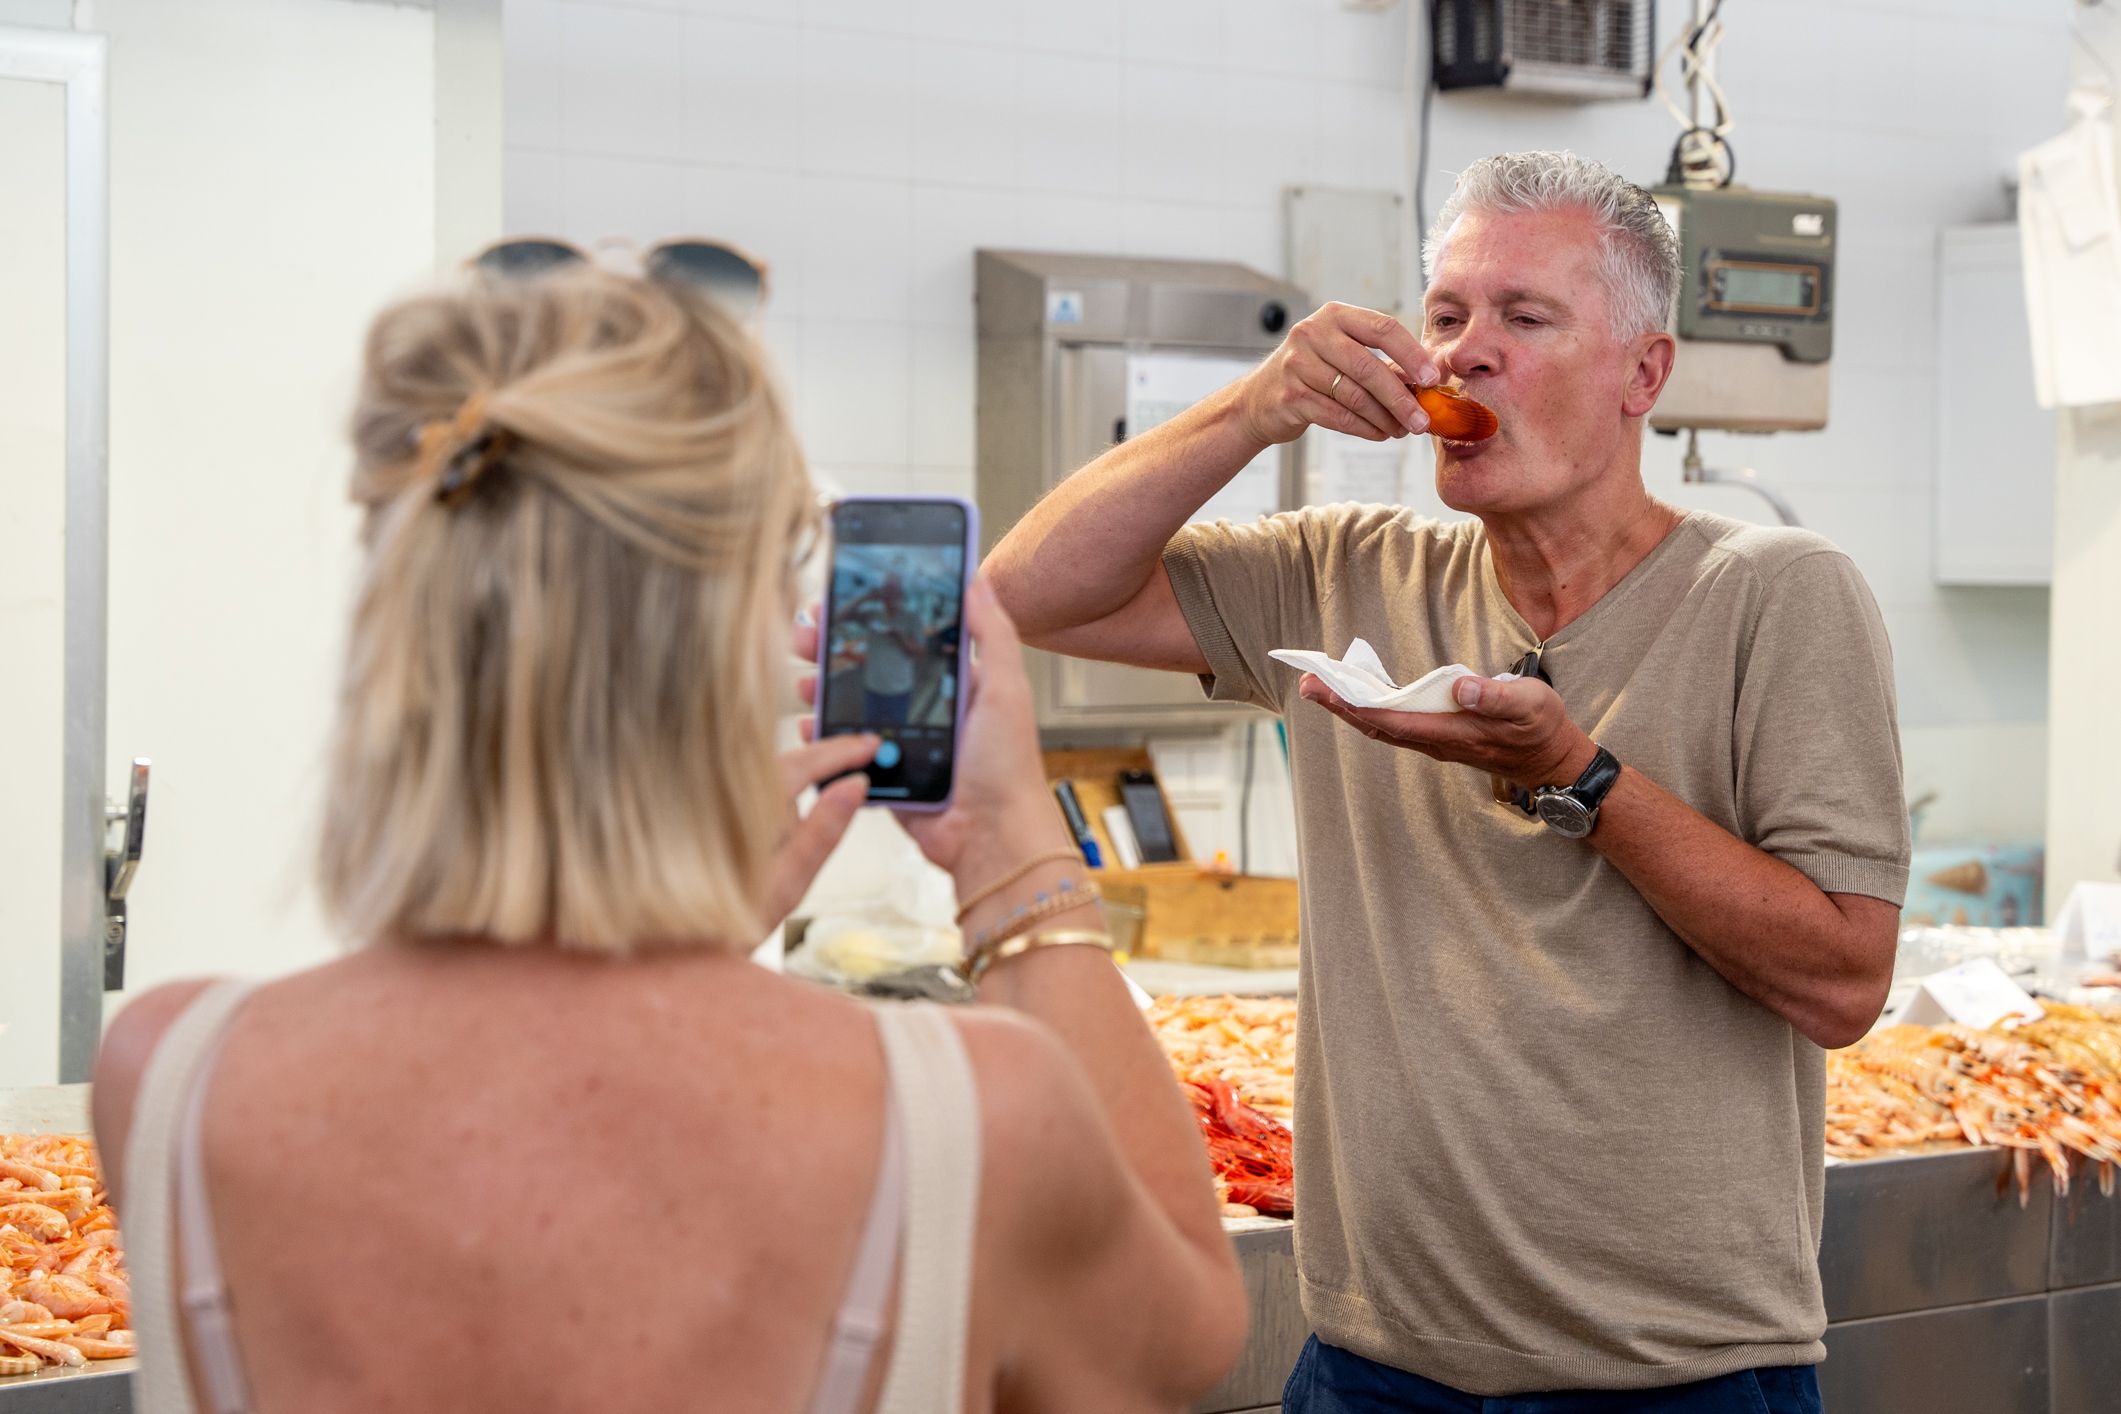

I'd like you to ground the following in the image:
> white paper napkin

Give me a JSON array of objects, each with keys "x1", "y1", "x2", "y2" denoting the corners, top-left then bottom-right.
[{"x1": 1267, "y1": 637, "x2": 1510, "y2": 713}]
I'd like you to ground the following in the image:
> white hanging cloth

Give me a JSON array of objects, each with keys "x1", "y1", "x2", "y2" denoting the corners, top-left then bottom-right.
[{"x1": 2018, "y1": 99, "x2": 2121, "y2": 408}]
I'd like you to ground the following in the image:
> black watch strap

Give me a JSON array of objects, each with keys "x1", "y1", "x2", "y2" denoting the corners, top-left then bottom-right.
[{"x1": 1569, "y1": 747, "x2": 1621, "y2": 811}]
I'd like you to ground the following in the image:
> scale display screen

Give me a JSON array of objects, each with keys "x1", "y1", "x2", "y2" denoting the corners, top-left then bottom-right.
[{"x1": 1708, "y1": 260, "x2": 1820, "y2": 315}]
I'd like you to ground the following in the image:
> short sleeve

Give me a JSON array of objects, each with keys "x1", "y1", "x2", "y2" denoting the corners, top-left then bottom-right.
[
  {"x1": 1733, "y1": 550, "x2": 1912, "y2": 904},
  {"x1": 1161, "y1": 506, "x2": 1355, "y2": 711}
]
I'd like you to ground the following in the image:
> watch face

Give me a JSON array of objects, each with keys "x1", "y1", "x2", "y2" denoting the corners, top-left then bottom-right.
[{"x1": 1536, "y1": 792, "x2": 1595, "y2": 839}]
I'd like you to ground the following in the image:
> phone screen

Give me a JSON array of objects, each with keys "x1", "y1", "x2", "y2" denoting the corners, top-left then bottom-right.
[{"x1": 819, "y1": 500, "x2": 970, "y2": 806}]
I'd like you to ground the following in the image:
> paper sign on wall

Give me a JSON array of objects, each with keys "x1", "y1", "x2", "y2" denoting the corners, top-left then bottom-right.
[
  {"x1": 1313, "y1": 434, "x2": 1407, "y2": 506},
  {"x1": 1125, "y1": 353, "x2": 1280, "y2": 527},
  {"x1": 1892, "y1": 957, "x2": 2045, "y2": 1030}
]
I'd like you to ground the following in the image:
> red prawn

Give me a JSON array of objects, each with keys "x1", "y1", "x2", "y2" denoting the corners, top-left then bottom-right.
[{"x1": 1185, "y1": 1078, "x2": 1295, "y2": 1218}]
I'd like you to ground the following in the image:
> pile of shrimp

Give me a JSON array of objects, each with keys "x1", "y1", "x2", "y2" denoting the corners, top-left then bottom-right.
[
  {"x1": 1147, "y1": 995, "x2": 1295, "y2": 1123},
  {"x1": 0, "y1": 1135, "x2": 131, "y2": 1376},
  {"x1": 1185, "y1": 1078, "x2": 1294, "y2": 1220},
  {"x1": 1827, "y1": 1005, "x2": 2121, "y2": 1204}
]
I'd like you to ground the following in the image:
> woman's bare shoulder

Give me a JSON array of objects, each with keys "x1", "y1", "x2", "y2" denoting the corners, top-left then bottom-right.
[{"x1": 91, "y1": 979, "x2": 222, "y2": 1204}]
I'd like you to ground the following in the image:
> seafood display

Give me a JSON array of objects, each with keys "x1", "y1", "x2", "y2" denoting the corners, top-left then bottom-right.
[
  {"x1": 1147, "y1": 995, "x2": 1295, "y2": 1122},
  {"x1": 1160, "y1": 993, "x2": 2121, "y2": 1212},
  {"x1": 1827, "y1": 1004, "x2": 2121, "y2": 1200},
  {"x1": 1412, "y1": 384, "x2": 1499, "y2": 442},
  {"x1": 1185, "y1": 1078, "x2": 1294, "y2": 1220},
  {"x1": 0, "y1": 1135, "x2": 132, "y2": 1375}
]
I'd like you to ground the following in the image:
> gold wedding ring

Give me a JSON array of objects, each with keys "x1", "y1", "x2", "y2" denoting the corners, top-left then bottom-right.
[{"x1": 1329, "y1": 372, "x2": 1344, "y2": 396}]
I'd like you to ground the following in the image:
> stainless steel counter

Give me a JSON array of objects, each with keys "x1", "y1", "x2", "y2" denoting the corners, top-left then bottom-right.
[
  {"x1": 3, "y1": 1133, "x2": 2109, "y2": 1411},
  {"x1": 0, "y1": 1367, "x2": 134, "y2": 1413},
  {"x1": 1197, "y1": 1148, "x2": 2121, "y2": 1414}
]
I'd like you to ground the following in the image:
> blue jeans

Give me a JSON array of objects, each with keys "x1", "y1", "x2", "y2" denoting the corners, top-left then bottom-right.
[
  {"x1": 862, "y1": 688, "x2": 911, "y2": 726},
  {"x1": 1282, "y1": 1337, "x2": 1824, "y2": 1414}
]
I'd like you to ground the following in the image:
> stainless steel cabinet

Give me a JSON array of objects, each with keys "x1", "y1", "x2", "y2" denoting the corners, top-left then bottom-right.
[{"x1": 975, "y1": 250, "x2": 1306, "y2": 734}]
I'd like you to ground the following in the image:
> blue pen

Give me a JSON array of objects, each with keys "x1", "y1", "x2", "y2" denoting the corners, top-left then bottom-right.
[{"x1": 1052, "y1": 781, "x2": 1104, "y2": 868}]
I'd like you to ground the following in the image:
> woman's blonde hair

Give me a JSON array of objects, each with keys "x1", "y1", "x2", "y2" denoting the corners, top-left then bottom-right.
[{"x1": 319, "y1": 268, "x2": 814, "y2": 953}]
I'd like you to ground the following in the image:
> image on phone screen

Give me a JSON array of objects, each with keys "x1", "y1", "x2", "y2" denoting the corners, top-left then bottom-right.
[{"x1": 819, "y1": 500, "x2": 969, "y2": 806}]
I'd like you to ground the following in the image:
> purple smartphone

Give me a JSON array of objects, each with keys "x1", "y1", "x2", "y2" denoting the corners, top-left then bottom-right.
[{"x1": 814, "y1": 495, "x2": 978, "y2": 810}]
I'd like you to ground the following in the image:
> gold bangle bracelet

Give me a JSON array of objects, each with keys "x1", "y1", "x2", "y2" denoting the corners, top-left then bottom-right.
[
  {"x1": 967, "y1": 880, "x2": 1102, "y2": 952},
  {"x1": 964, "y1": 929, "x2": 1116, "y2": 986},
  {"x1": 952, "y1": 848, "x2": 1084, "y2": 925}
]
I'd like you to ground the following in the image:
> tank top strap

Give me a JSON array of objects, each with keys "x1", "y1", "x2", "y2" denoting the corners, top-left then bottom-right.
[
  {"x1": 125, "y1": 978, "x2": 259, "y2": 1414},
  {"x1": 868, "y1": 1002, "x2": 981, "y2": 1414}
]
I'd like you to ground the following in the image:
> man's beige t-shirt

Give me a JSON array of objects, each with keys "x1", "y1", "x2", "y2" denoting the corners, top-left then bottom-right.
[{"x1": 1162, "y1": 505, "x2": 1910, "y2": 1396}]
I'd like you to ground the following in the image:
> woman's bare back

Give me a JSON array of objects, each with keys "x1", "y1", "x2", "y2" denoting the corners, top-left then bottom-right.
[{"x1": 109, "y1": 942, "x2": 984, "y2": 1413}]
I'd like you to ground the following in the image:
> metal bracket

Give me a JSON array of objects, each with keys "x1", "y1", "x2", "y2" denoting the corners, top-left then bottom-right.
[
  {"x1": 1681, "y1": 429, "x2": 1802, "y2": 527},
  {"x1": 101, "y1": 758, "x2": 147, "y2": 992}
]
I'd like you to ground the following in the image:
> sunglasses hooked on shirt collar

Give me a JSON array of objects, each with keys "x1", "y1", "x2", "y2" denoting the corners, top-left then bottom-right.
[
  {"x1": 470, "y1": 236, "x2": 771, "y2": 321},
  {"x1": 1493, "y1": 647, "x2": 1554, "y2": 817}
]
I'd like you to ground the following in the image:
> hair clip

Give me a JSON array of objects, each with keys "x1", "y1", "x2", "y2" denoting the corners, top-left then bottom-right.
[{"x1": 416, "y1": 391, "x2": 515, "y2": 508}]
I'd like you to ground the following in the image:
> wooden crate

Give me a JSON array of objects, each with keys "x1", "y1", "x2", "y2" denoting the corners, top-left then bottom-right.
[{"x1": 1042, "y1": 748, "x2": 1299, "y2": 968}]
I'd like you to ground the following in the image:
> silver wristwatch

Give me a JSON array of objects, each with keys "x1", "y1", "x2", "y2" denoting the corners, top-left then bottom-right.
[{"x1": 1530, "y1": 747, "x2": 1621, "y2": 840}]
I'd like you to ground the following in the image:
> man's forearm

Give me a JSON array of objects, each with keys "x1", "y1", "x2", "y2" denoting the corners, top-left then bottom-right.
[
  {"x1": 1570, "y1": 749, "x2": 1896, "y2": 1049},
  {"x1": 986, "y1": 382, "x2": 1269, "y2": 639}
]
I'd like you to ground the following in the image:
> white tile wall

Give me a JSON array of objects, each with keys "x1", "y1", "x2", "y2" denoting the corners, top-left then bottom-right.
[
  {"x1": 911, "y1": 184, "x2": 1024, "y2": 324},
  {"x1": 1125, "y1": 0, "x2": 1227, "y2": 69},
  {"x1": 802, "y1": 30, "x2": 916, "y2": 179},
  {"x1": 1018, "y1": 52, "x2": 1126, "y2": 192},
  {"x1": 685, "y1": 18, "x2": 809, "y2": 171},
  {"x1": 807, "y1": 0, "x2": 912, "y2": 38},
  {"x1": 909, "y1": 0, "x2": 1025, "y2": 50},
  {"x1": 560, "y1": 3, "x2": 684, "y2": 159},
  {"x1": 798, "y1": 176, "x2": 913, "y2": 322},
  {"x1": 504, "y1": 0, "x2": 564, "y2": 150},
  {"x1": 562, "y1": 152, "x2": 684, "y2": 236},
  {"x1": 800, "y1": 320, "x2": 912, "y2": 466},
  {"x1": 911, "y1": 42, "x2": 1024, "y2": 186},
  {"x1": 1226, "y1": 0, "x2": 1319, "y2": 79},
  {"x1": 1123, "y1": 64, "x2": 1232, "y2": 203},
  {"x1": 505, "y1": 0, "x2": 2071, "y2": 852},
  {"x1": 1021, "y1": 0, "x2": 1125, "y2": 58}
]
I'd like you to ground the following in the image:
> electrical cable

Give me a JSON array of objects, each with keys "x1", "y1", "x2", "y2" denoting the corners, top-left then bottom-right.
[
  {"x1": 1655, "y1": 0, "x2": 1736, "y2": 188},
  {"x1": 1409, "y1": 0, "x2": 1438, "y2": 280}
]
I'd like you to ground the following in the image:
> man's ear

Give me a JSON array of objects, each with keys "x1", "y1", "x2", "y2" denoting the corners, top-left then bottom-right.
[{"x1": 1622, "y1": 331, "x2": 1676, "y2": 418}]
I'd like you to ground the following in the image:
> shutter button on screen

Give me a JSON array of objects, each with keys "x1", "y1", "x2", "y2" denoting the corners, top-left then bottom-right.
[{"x1": 874, "y1": 740, "x2": 902, "y2": 769}]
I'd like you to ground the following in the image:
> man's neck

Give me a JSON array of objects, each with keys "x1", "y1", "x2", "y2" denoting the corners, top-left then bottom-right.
[{"x1": 1480, "y1": 481, "x2": 1684, "y2": 641}]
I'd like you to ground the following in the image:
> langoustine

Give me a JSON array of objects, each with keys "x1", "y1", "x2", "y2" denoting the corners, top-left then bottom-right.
[
  {"x1": 1147, "y1": 994, "x2": 1295, "y2": 1122},
  {"x1": 0, "y1": 1134, "x2": 132, "y2": 1377},
  {"x1": 1185, "y1": 1077, "x2": 1295, "y2": 1219},
  {"x1": 1826, "y1": 1009, "x2": 2121, "y2": 1204}
]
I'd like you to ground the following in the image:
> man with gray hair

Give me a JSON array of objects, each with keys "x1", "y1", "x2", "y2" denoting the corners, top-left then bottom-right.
[{"x1": 985, "y1": 150, "x2": 1907, "y2": 1411}]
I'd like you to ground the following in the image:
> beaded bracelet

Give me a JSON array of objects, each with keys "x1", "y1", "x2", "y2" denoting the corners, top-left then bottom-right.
[
  {"x1": 962, "y1": 928, "x2": 1116, "y2": 987},
  {"x1": 966, "y1": 877, "x2": 1102, "y2": 953},
  {"x1": 952, "y1": 848, "x2": 1084, "y2": 925}
]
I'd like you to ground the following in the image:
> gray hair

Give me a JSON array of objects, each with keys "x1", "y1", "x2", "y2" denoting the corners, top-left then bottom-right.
[{"x1": 1421, "y1": 151, "x2": 1680, "y2": 340}]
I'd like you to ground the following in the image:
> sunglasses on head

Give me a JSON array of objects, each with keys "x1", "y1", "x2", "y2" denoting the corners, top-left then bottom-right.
[
  {"x1": 1494, "y1": 646, "x2": 1554, "y2": 817},
  {"x1": 470, "y1": 236, "x2": 770, "y2": 321}
]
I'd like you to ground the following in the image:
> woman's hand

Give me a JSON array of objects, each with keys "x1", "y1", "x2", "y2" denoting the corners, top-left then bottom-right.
[
  {"x1": 791, "y1": 579, "x2": 1070, "y2": 889},
  {"x1": 758, "y1": 734, "x2": 876, "y2": 929}
]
